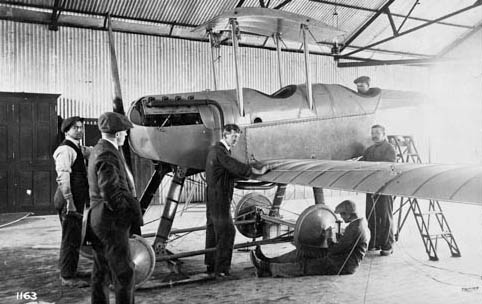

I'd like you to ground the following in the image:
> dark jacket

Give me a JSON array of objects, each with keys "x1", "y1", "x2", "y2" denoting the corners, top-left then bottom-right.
[
  {"x1": 328, "y1": 217, "x2": 370, "y2": 273},
  {"x1": 360, "y1": 139, "x2": 396, "y2": 162},
  {"x1": 87, "y1": 139, "x2": 142, "y2": 229},
  {"x1": 205, "y1": 142, "x2": 252, "y2": 215}
]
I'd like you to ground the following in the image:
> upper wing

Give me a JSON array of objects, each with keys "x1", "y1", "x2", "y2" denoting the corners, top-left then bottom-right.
[{"x1": 255, "y1": 159, "x2": 482, "y2": 205}]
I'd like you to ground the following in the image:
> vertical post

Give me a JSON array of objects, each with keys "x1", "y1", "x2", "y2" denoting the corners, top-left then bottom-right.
[
  {"x1": 153, "y1": 167, "x2": 186, "y2": 253},
  {"x1": 313, "y1": 187, "x2": 325, "y2": 204},
  {"x1": 274, "y1": 33, "x2": 283, "y2": 88},
  {"x1": 107, "y1": 14, "x2": 132, "y2": 169},
  {"x1": 230, "y1": 18, "x2": 244, "y2": 116},
  {"x1": 270, "y1": 184, "x2": 287, "y2": 216},
  {"x1": 208, "y1": 31, "x2": 218, "y2": 91},
  {"x1": 301, "y1": 24, "x2": 313, "y2": 110},
  {"x1": 107, "y1": 14, "x2": 124, "y2": 115}
]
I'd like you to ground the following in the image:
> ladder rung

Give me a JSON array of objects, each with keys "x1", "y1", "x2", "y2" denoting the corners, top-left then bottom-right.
[
  {"x1": 418, "y1": 211, "x2": 444, "y2": 215},
  {"x1": 421, "y1": 232, "x2": 453, "y2": 238}
]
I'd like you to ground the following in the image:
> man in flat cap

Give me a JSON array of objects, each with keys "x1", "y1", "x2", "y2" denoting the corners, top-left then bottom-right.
[
  {"x1": 354, "y1": 76, "x2": 371, "y2": 94},
  {"x1": 250, "y1": 200, "x2": 370, "y2": 277},
  {"x1": 86, "y1": 112, "x2": 142, "y2": 304},
  {"x1": 53, "y1": 116, "x2": 92, "y2": 287}
]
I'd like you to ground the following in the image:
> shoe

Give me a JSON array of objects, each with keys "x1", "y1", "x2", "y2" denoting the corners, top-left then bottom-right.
[
  {"x1": 75, "y1": 270, "x2": 91, "y2": 278},
  {"x1": 250, "y1": 251, "x2": 271, "y2": 277},
  {"x1": 61, "y1": 277, "x2": 89, "y2": 288},
  {"x1": 206, "y1": 272, "x2": 216, "y2": 279},
  {"x1": 380, "y1": 249, "x2": 393, "y2": 256},
  {"x1": 368, "y1": 246, "x2": 380, "y2": 251},
  {"x1": 215, "y1": 271, "x2": 237, "y2": 280},
  {"x1": 254, "y1": 246, "x2": 270, "y2": 262}
]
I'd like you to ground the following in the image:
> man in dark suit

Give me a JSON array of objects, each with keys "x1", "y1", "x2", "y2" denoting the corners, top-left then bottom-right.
[
  {"x1": 53, "y1": 116, "x2": 91, "y2": 287},
  {"x1": 204, "y1": 124, "x2": 271, "y2": 278},
  {"x1": 86, "y1": 112, "x2": 143, "y2": 304}
]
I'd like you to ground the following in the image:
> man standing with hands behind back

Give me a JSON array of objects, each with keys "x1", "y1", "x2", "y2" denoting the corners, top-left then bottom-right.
[
  {"x1": 205, "y1": 124, "x2": 271, "y2": 279},
  {"x1": 87, "y1": 112, "x2": 143, "y2": 304},
  {"x1": 360, "y1": 124, "x2": 396, "y2": 256},
  {"x1": 53, "y1": 116, "x2": 91, "y2": 287}
]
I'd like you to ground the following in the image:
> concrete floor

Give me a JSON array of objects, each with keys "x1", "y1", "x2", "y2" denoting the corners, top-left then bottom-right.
[{"x1": 1, "y1": 191, "x2": 482, "y2": 304}]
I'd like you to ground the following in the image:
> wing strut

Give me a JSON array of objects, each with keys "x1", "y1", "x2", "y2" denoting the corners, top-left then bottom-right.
[
  {"x1": 230, "y1": 18, "x2": 244, "y2": 116},
  {"x1": 301, "y1": 24, "x2": 313, "y2": 110}
]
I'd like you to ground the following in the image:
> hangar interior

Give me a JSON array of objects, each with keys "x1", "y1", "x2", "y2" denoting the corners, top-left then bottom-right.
[
  {"x1": 1, "y1": 0, "x2": 481, "y2": 213},
  {"x1": 1, "y1": 1, "x2": 482, "y2": 303}
]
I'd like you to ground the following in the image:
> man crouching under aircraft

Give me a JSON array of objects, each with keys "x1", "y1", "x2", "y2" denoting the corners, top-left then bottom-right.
[{"x1": 250, "y1": 200, "x2": 370, "y2": 277}]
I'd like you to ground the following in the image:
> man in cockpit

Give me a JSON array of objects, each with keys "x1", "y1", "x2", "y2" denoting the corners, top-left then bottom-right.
[
  {"x1": 250, "y1": 200, "x2": 370, "y2": 277},
  {"x1": 354, "y1": 76, "x2": 371, "y2": 94}
]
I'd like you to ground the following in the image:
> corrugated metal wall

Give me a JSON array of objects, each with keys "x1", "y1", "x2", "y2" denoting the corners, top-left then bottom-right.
[
  {"x1": 0, "y1": 20, "x2": 431, "y2": 204},
  {"x1": 0, "y1": 19, "x2": 428, "y2": 120}
]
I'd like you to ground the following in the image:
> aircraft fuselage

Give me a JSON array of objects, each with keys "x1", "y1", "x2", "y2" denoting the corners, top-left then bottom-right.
[{"x1": 127, "y1": 83, "x2": 423, "y2": 171}]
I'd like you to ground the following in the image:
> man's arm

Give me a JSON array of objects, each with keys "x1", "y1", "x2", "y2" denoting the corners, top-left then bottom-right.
[
  {"x1": 385, "y1": 144, "x2": 397, "y2": 162},
  {"x1": 328, "y1": 222, "x2": 359, "y2": 255},
  {"x1": 81, "y1": 145, "x2": 93, "y2": 159},
  {"x1": 359, "y1": 147, "x2": 370, "y2": 161},
  {"x1": 53, "y1": 145, "x2": 77, "y2": 212},
  {"x1": 217, "y1": 149, "x2": 253, "y2": 178}
]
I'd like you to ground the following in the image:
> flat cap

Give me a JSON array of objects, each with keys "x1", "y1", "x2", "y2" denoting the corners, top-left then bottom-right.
[
  {"x1": 353, "y1": 76, "x2": 370, "y2": 85},
  {"x1": 98, "y1": 112, "x2": 133, "y2": 133},
  {"x1": 61, "y1": 116, "x2": 83, "y2": 133},
  {"x1": 335, "y1": 200, "x2": 357, "y2": 214}
]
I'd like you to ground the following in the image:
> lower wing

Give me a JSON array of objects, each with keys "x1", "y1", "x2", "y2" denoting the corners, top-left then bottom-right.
[{"x1": 254, "y1": 159, "x2": 482, "y2": 205}]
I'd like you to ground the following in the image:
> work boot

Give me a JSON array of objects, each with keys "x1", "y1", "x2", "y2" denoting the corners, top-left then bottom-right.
[
  {"x1": 250, "y1": 251, "x2": 271, "y2": 277},
  {"x1": 61, "y1": 277, "x2": 89, "y2": 288},
  {"x1": 254, "y1": 246, "x2": 270, "y2": 262},
  {"x1": 75, "y1": 270, "x2": 91, "y2": 278},
  {"x1": 380, "y1": 248, "x2": 393, "y2": 256},
  {"x1": 215, "y1": 271, "x2": 237, "y2": 280}
]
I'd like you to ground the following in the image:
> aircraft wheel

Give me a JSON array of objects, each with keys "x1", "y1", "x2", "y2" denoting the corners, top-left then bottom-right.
[
  {"x1": 79, "y1": 235, "x2": 155, "y2": 289},
  {"x1": 234, "y1": 193, "x2": 271, "y2": 238},
  {"x1": 293, "y1": 205, "x2": 338, "y2": 258}
]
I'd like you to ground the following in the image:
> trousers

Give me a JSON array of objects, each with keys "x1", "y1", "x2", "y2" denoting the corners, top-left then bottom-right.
[
  {"x1": 366, "y1": 194, "x2": 394, "y2": 250},
  {"x1": 89, "y1": 219, "x2": 135, "y2": 304},
  {"x1": 58, "y1": 212, "x2": 82, "y2": 278},
  {"x1": 205, "y1": 208, "x2": 236, "y2": 274}
]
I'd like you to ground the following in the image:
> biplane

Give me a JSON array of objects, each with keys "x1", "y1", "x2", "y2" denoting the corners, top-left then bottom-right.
[{"x1": 92, "y1": 7, "x2": 482, "y2": 287}]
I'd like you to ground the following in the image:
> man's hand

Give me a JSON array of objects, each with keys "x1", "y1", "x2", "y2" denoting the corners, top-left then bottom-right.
[
  {"x1": 64, "y1": 199, "x2": 82, "y2": 219},
  {"x1": 66, "y1": 199, "x2": 77, "y2": 213},
  {"x1": 251, "y1": 164, "x2": 273, "y2": 175}
]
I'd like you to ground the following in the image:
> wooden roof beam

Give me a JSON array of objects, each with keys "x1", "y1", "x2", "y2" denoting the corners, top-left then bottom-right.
[
  {"x1": 340, "y1": 0, "x2": 395, "y2": 52},
  {"x1": 48, "y1": 0, "x2": 62, "y2": 31},
  {"x1": 274, "y1": 0, "x2": 292, "y2": 10},
  {"x1": 340, "y1": 2, "x2": 482, "y2": 58},
  {"x1": 310, "y1": 0, "x2": 473, "y2": 29}
]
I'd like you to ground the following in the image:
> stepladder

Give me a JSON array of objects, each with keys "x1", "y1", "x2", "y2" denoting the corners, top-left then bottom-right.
[{"x1": 388, "y1": 135, "x2": 461, "y2": 261}]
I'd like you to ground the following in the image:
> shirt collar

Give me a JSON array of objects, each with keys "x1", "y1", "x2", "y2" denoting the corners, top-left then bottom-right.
[
  {"x1": 104, "y1": 138, "x2": 119, "y2": 150},
  {"x1": 65, "y1": 135, "x2": 80, "y2": 147},
  {"x1": 220, "y1": 139, "x2": 230, "y2": 151},
  {"x1": 374, "y1": 139, "x2": 388, "y2": 146}
]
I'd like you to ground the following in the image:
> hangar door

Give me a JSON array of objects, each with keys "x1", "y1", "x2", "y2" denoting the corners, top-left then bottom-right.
[{"x1": 0, "y1": 92, "x2": 59, "y2": 214}]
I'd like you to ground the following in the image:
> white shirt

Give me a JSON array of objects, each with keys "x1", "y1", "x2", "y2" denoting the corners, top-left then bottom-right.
[
  {"x1": 53, "y1": 135, "x2": 91, "y2": 200},
  {"x1": 220, "y1": 139, "x2": 231, "y2": 151}
]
